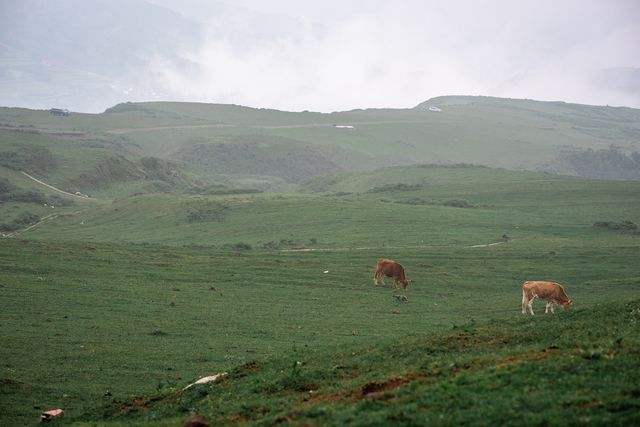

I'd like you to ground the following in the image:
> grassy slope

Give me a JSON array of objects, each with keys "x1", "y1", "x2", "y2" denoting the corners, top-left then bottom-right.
[
  {"x1": 1, "y1": 166, "x2": 639, "y2": 425},
  {"x1": 20, "y1": 166, "x2": 640, "y2": 247},
  {"x1": 112, "y1": 99, "x2": 640, "y2": 170},
  {"x1": 0, "y1": 164, "x2": 99, "y2": 227},
  {"x1": 1, "y1": 96, "x2": 639, "y2": 196},
  {"x1": 0, "y1": 129, "x2": 119, "y2": 185},
  {"x1": 90, "y1": 299, "x2": 640, "y2": 427},
  {"x1": 1, "y1": 238, "x2": 639, "y2": 426}
]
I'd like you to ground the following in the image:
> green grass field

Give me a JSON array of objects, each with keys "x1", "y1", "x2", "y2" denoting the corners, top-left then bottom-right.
[
  {"x1": 1, "y1": 164, "x2": 639, "y2": 425},
  {"x1": 1, "y1": 238, "x2": 639, "y2": 426},
  {"x1": 1, "y1": 98, "x2": 639, "y2": 425},
  {"x1": 17, "y1": 166, "x2": 640, "y2": 248}
]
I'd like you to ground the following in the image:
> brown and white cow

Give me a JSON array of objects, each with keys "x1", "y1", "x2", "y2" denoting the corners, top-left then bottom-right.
[
  {"x1": 521, "y1": 281, "x2": 572, "y2": 317},
  {"x1": 374, "y1": 259, "x2": 410, "y2": 290}
]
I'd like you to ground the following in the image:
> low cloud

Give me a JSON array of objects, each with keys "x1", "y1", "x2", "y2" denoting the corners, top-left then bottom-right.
[
  {"x1": 145, "y1": 0, "x2": 640, "y2": 111},
  {"x1": 3, "y1": 0, "x2": 639, "y2": 112}
]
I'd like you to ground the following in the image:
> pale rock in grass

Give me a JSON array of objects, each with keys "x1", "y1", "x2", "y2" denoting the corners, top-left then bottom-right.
[{"x1": 183, "y1": 372, "x2": 228, "y2": 390}]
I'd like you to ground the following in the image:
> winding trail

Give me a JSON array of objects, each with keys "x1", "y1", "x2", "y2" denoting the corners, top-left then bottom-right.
[
  {"x1": 20, "y1": 171, "x2": 89, "y2": 199},
  {"x1": 4, "y1": 213, "x2": 60, "y2": 237},
  {"x1": 1, "y1": 173, "x2": 92, "y2": 238},
  {"x1": 280, "y1": 241, "x2": 506, "y2": 253}
]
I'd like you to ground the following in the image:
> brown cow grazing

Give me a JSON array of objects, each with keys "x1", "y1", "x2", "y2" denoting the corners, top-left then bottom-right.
[
  {"x1": 374, "y1": 259, "x2": 410, "y2": 290},
  {"x1": 521, "y1": 281, "x2": 572, "y2": 317}
]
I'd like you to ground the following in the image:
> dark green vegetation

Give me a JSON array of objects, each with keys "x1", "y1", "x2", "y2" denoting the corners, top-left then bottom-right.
[{"x1": 1, "y1": 98, "x2": 639, "y2": 425}]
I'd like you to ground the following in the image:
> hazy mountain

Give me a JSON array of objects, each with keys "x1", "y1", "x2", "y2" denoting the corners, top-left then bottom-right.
[
  {"x1": 2, "y1": 1, "x2": 638, "y2": 114},
  {"x1": 0, "y1": 0, "x2": 314, "y2": 113},
  {"x1": 0, "y1": 0, "x2": 203, "y2": 112}
]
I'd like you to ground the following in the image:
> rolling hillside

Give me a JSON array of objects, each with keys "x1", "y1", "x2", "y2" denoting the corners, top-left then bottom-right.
[
  {"x1": 1, "y1": 164, "x2": 639, "y2": 425},
  {"x1": 77, "y1": 299, "x2": 640, "y2": 426},
  {"x1": 10, "y1": 165, "x2": 640, "y2": 247},
  {"x1": 0, "y1": 96, "x2": 639, "y2": 202}
]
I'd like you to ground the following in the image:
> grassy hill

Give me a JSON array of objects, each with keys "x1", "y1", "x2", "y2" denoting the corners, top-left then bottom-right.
[
  {"x1": 1, "y1": 163, "x2": 639, "y2": 425},
  {"x1": 81, "y1": 299, "x2": 640, "y2": 426},
  {"x1": 1, "y1": 96, "x2": 639, "y2": 200},
  {"x1": 16, "y1": 166, "x2": 640, "y2": 248},
  {"x1": 1, "y1": 98, "x2": 639, "y2": 426}
]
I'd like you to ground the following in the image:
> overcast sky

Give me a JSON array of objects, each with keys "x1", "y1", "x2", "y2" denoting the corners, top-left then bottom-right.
[
  {"x1": 2, "y1": 0, "x2": 639, "y2": 112},
  {"x1": 145, "y1": 0, "x2": 640, "y2": 111}
]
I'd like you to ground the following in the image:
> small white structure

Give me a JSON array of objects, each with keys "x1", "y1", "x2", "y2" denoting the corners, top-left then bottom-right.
[
  {"x1": 333, "y1": 124, "x2": 355, "y2": 129},
  {"x1": 428, "y1": 106, "x2": 442, "y2": 112}
]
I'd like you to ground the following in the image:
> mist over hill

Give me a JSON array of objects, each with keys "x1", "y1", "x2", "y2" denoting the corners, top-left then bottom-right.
[
  {"x1": 0, "y1": 0, "x2": 312, "y2": 113},
  {"x1": 2, "y1": 0, "x2": 639, "y2": 113},
  {"x1": 0, "y1": 0, "x2": 201, "y2": 112}
]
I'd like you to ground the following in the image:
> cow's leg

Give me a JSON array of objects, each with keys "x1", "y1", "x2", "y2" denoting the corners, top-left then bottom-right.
[
  {"x1": 545, "y1": 301, "x2": 557, "y2": 314},
  {"x1": 373, "y1": 269, "x2": 381, "y2": 286},
  {"x1": 380, "y1": 275, "x2": 387, "y2": 286},
  {"x1": 527, "y1": 297, "x2": 535, "y2": 316},
  {"x1": 522, "y1": 290, "x2": 528, "y2": 317}
]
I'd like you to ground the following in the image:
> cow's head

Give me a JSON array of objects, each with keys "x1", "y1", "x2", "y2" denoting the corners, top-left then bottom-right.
[
  {"x1": 401, "y1": 279, "x2": 410, "y2": 290},
  {"x1": 562, "y1": 299, "x2": 573, "y2": 308}
]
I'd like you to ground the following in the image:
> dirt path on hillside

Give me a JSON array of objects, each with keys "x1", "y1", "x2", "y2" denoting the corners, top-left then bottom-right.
[
  {"x1": 107, "y1": 120, "x2": 428, "y2": 134},
  {"x1": 2, "y1": 213, "x2": 60, "y2": 238},
  {"x1": 20, "y1": 171, "x2": 89, "y2": 199},
  {"x1": 107, "y1": 124, "x2": 237, "y2": 134},
  {"x1": 280, "y1": 241, "x2": 506, "y2": 253},
  {"x1": 0, "y1": 124, "x2": 86, "y2": 137},
  {"x1": 1, "y1": 208, "x2": 85, "y2": 238}
]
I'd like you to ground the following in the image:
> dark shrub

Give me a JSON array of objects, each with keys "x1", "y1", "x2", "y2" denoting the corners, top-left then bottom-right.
[
  {"x1": 48, "y1": 194, "x2": 74, "y2": 207},
  {"x1": 185, "y1": 201, "x2": 228, "y2": 223},
  {"x1": 222, "y1": 242, "x2": 252, "y2": 250},
  {"x1": 0, "y1": 223, "x2": 21, "y2": 232},
  {"x1": 0, "y1": 177, "x2": 14, "y2": 194},
  {"x1": 593, "y1": 221, "x2": 638, "y2": 231},
  {"x1": 263, "y1": 241, "x2": 280, "y2": 249},
  {"x1": 397, "y1": 197, "x2": 435, "y2": 206},
  {"x1": 13, "y1": 191, "x2": 47, "y2": 204},
  {"x1": 14, "y1": 212, "x2": 40, "y2": 225},
  {"x1": 443, "y1": 199, "x2": 474, "y2": 208},
  {"x1": 367, "y1": 183, "x2": 423, "y2": 193}
]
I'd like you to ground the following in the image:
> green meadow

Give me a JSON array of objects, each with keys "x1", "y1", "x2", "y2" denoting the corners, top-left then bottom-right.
[
  {"x1": 1, "y1": 165, "x2": 640, "y2": 425},
  {"x1": 1, "y1": 99, "x2": 639, "y2": 425}
]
